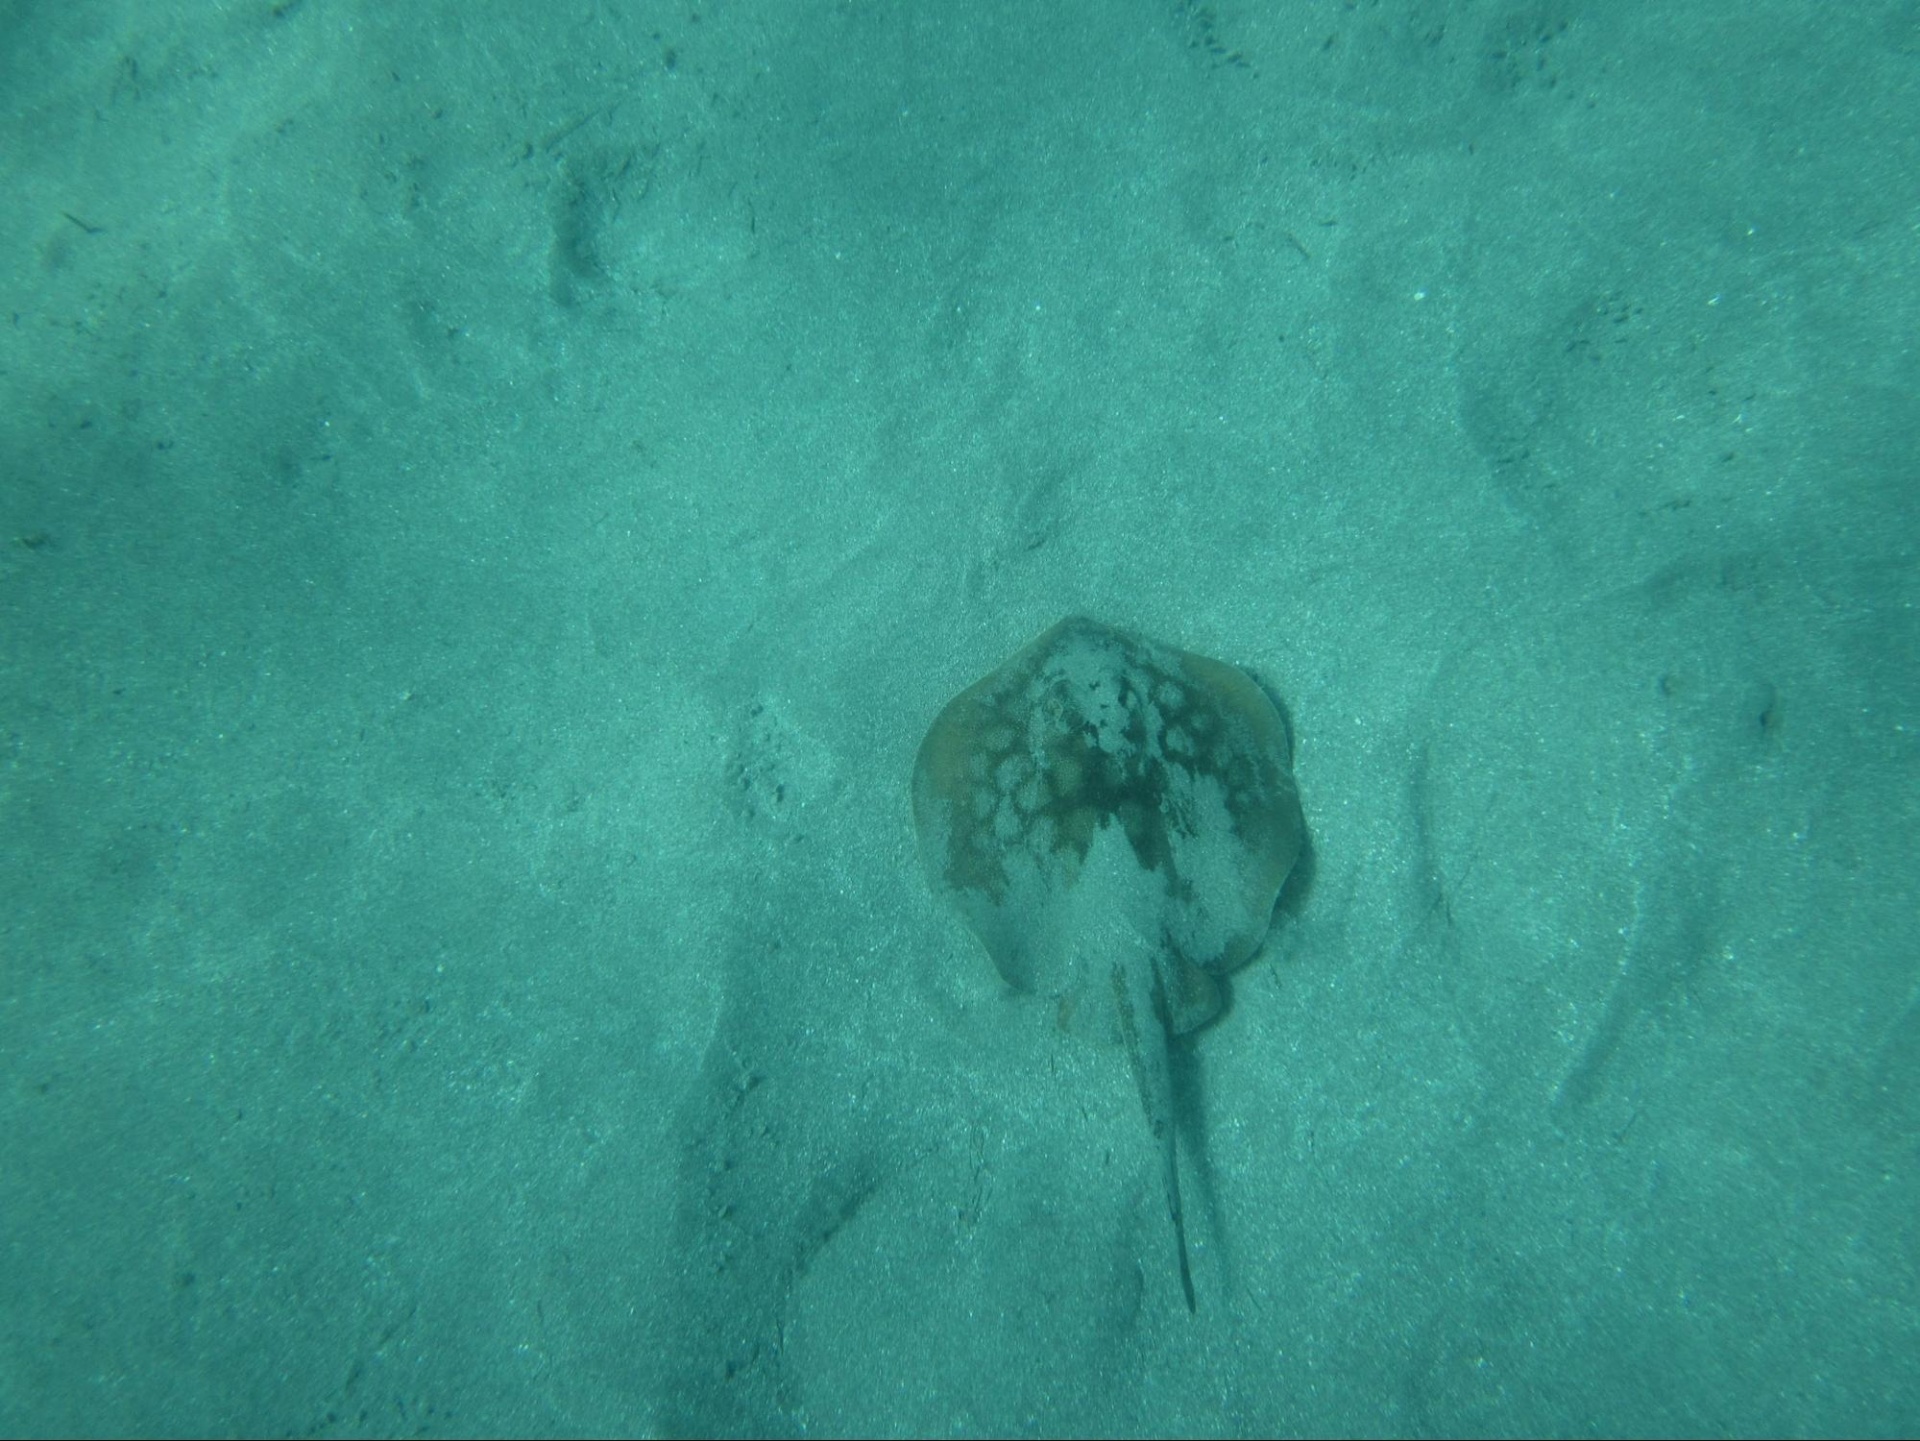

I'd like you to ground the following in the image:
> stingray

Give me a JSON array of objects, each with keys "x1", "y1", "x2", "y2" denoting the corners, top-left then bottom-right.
[{"x1": 911, "y1": 616, "x2": 1304, "y2": 1311}]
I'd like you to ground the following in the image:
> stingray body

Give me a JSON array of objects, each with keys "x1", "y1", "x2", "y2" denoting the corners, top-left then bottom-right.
[{"x1": 911, "y1": 616, "x2": 1304, "y2": 1310}]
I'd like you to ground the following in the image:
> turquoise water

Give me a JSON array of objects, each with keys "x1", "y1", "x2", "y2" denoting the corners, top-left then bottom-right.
[{"x1": 3, "y1": 1, "x2": 1915, "y2": 1434}]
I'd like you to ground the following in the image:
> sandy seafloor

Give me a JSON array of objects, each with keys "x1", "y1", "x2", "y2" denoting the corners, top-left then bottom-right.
[{"x1": 2, "y1": 1, "x2": 1917, "y2": 1435}]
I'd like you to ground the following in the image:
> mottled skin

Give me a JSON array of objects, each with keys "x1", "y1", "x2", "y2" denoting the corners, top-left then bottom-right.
[{"x1": 912, "y1": 617, "x2": 1303, "y2": 1310}]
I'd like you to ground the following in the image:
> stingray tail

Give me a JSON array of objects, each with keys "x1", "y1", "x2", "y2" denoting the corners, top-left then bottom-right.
[
  {"x1": 1112, "y1": 960, "x2": 1198, "y2": 1313},
  {"x1": 1172, "y1": 1194, "x2": 1196, "y2": 1312}
]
